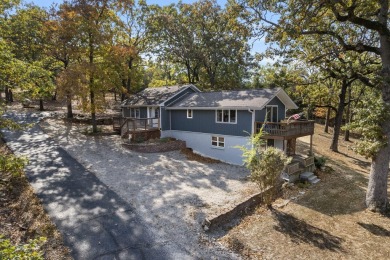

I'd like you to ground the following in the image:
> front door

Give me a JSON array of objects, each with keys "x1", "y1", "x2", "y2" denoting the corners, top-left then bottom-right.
[{"x1": 148, "y1": 107, "x2": 159, "y2": 127}]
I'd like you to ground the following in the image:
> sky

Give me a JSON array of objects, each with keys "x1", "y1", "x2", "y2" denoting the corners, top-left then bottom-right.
[{"x1": 30, "y1": 0, "x2": 269, "y2": 61}]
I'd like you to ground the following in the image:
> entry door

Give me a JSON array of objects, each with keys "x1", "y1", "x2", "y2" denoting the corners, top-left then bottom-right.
[{"x1": 149, "y1": 107, "x2": 159, "y2": 127}]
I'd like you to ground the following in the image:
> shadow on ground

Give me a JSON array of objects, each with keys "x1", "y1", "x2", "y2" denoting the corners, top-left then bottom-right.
[{"x1": 271, "y1": 208, "x2": 344, "y2": 252}]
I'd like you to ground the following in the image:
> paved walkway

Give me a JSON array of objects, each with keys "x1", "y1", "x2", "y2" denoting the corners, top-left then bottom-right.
[{"x1": 2, "y1": 112, "x2": 180, "y2": 259}]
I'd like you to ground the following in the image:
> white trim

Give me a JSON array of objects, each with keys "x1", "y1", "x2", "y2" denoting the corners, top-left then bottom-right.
[
  {"x1": 215, "y1": 109, "x2": 237, "y2": 124},
  {"x1": 211, "y1": 135, "x2": 225, "y2": 149},
  {"x1": 159, "y1": 106, "x2": 162, "y2": 129},
  {"x1": 187, "y1": 109, "x2": 193, "y2": 119},
  {"x1": 249, "y1": 109, "x2": 255, "y2": 135}
]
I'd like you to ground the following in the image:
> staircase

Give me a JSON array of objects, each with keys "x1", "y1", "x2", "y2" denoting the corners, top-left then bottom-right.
[
  {"x1": 283, "y1": 155, "x2": 320, "y2": 184},
  {"x1": 300, "y1": 171, "x2": 320, "y2": 184}
]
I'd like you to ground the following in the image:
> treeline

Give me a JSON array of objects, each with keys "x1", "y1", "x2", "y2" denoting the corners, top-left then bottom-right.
[{"x1": 0, "y1": 0, "x2": 256, "y2": 132}]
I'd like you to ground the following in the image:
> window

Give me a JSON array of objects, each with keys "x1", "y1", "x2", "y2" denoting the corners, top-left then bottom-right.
[
  {"x1": 187, "y1": 109, "x2": 193, "y2": 118},
  {"x1": 266, "y1": 106, "x2": 278, "y2": 122},
  {"x1": 267, "y1": 139, "x2": 274, "y2": 147},
  {"x1": 216, "y1": 109, "x2": 237, "y2": 123},
  {"x1": 129, "y1": 108, "x2": 140, "y2": 118},
  {"x1": 212, "y1": 136, "x2": 225, "y2": 148}
]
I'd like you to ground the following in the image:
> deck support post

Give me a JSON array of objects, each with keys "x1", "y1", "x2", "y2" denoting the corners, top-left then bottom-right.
[{"x1": 309, "y1": 134, "x2": 313, "y2": 156}]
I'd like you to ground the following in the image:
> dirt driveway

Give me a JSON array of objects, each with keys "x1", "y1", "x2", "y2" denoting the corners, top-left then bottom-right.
[
  {"x1": 41, "y1": 118, "x2": 258, "y2": 259},
  {"x1": 218, "y1": 124, "x2": 390, "y2": 259}
]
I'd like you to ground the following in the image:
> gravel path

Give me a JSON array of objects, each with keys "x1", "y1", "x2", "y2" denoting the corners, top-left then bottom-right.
[{"x1": 40, "y1": 117, "x2": 257, "y2": 259}]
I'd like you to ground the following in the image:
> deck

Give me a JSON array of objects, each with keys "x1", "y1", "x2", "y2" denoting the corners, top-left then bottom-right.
[
  {"x1": 255, "y1": 120, "x2": 314, "y2": 139},
  {"x1": 113, "y1": 117, "x2": 160, "y2": 136}
]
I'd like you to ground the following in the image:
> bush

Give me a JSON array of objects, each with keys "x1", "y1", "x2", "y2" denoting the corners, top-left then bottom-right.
[
  {"x1": 0, "y1": 154, "x2": 27, "y2": 177},
  {"x1": 0, "y1": 236, "x2": 46, "y2": 260},
  {"x1": 314, "y1": 156, "x2": 327, "y2": 169}
]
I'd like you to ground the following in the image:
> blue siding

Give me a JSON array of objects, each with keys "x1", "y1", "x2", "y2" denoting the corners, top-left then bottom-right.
[
  {"x1": 161, "y1": 107, "x2": 170, "y2": 130},
  {"x1": 170, "y1": 109, "x2": 252, "y2": 137},
  {"x1": 161, "y1": 86, "x2": 198, "y2": 131},
  {"x1": 255, "y1": 96, "x2": 285, "y2": 122}
]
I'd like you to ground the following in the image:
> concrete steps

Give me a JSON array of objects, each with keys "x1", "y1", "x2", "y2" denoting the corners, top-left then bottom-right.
[{"x1": 300, "y1": 171, "x2": 320, "y2": 184}]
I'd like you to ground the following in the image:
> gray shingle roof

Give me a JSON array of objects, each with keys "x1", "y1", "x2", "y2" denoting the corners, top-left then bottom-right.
[
  {"x1": 168, "y1": 88, "x2": 294, "y2": 109},
  {"x1": 121, "y1": 85, "x2": 193, "y2": 106}
]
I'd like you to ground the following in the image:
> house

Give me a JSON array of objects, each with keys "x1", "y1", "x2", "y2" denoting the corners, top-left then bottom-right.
[
  {"x1": 118, "y1": 86, "x2": 315, "y2": 174},
  {"x1": 115, "y1": 84, "x2": 200, "y2": 138}
]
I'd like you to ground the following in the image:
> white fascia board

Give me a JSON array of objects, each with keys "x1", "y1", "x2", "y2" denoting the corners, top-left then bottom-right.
[{"x1": 276, "y1": 88, "x2": 298, "y2": 109}]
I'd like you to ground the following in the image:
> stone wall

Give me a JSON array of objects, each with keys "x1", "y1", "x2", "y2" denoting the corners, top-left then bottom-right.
[
  {"x1": 122, "y1": 140, "x2": 186, "y2": 153},
  {"x1": 130, "y1": 130, "x2": 161, "y2": 142}
]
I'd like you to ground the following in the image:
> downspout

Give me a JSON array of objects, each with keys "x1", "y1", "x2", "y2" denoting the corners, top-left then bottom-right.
[
  {"x1": 248, "y1": 108, "x2": 255, "y2": 151},
  {"x1": 248, "y1": 108, "x2": 255, "y2": 135}
]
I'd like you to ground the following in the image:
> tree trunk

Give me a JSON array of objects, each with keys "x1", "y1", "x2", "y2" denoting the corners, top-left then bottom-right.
[
  {"x1": 330, "y1": 80, "x2": 348, "y2": 152},
  {"x1": 344, "y1": 86, "x2": 352, "y2": 141},
  {"x1": 66, "y1": 93, "x2": 73, "y2": 118},
  {"x1": 324, "y1": 106, "x2": 331, "y2": 133},
  {"x1": 52, "y1": 91, "x2": 57, "y2": 101},
  {"x1": 5, "y1": 86, "x2": 9, "y2": 102},
  {"x1": 366, "y1": 121, "x2": 390, "y2": 212},
  {"x1": 366, "y1": 20, "x2": 390, "y2": 211},
  {"x1": 90, "y1": 90, "x2": 97, "y2": 133},
  {"x1": 185, "y1": 61, "x2": 192, "y2": 83},
  {"x1": 8, "y1": 89, "x2": 13, "y2": 102},
  {"x1": 39, "y1": 98, "x2": 44, "y2": 111}
]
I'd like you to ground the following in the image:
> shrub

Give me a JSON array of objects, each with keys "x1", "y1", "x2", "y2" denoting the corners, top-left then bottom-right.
[
  {"x1": 237, "y1": 127, "x2": 292, "y2": 206},
  {"x1": 0, "y1": 236, "x2": 46, "y2": 260},
  {"x1": 314, "y1": 156, "x2": 327, "y2": 169},
  {"x1": 0, "y1": 154, "x2": 27, "y2": 177}
]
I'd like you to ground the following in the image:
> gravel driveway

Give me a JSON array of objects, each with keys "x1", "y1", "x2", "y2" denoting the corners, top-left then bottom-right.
[{"x1": 40, "y1": 117, "x2": 257, "y2": 258}]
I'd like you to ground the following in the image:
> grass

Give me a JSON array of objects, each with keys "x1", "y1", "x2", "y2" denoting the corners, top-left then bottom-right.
[{"x1": 217, "y1": 124, "x2": 390, "y2": 259}]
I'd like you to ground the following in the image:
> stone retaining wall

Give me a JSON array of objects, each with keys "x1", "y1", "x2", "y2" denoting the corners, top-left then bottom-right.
[
  {"x1": 131, "y1": 130, "x2": 160, "y2": 142},
  {"x1": 122, "y1": 140, "x2": 186, "y2": 153},
  {"x1": 202, "y1": 187, "x2": 274, "y2": 232}
]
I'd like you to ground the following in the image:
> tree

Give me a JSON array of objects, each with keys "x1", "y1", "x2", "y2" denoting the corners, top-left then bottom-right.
[
  {"x1": 3, "y1": 4, "x2": 57, "y2": 108},
  {"x1": 149, "y1": 0, "x2": 252, "y2": 89},
  {"x1": 113, "y1": 0, "x2": 152, "y2": 100},
  {"x1": 239, "y1": 0, "x2": 390, "y2": 211},
  {"x1": 70, "y1": 0, "x2": 119, "y2": 132},
  {"x1": 46, "y1": 1, "x2": 81, "y2": 118}
]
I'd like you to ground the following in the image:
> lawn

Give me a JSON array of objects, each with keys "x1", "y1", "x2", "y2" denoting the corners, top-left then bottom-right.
[{"x1": 218, "y1": 124, "x2": 390, "y2": 259}]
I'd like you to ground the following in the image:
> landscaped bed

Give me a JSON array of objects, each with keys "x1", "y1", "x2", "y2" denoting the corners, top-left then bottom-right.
[{"x1": 122, "y1": 137, "x2": 186, "y2": 153}]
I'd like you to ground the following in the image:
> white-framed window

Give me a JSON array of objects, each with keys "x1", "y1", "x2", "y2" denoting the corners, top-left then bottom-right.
[
  {"x1": 187, "y1": 109, "x2": 193, "y2": 118},
  {"x1": 211, "y1": 136, "x2": 225, "y2": 148},
  {"x1": 129, "y1": 108, "x2": 140, "y2": 118},
  {"x1": 216, "y1": 109, "x2": 236, "y2": 123},
  {"x1": 266, "y1": 106, "x2": 278, "y2": 122}
]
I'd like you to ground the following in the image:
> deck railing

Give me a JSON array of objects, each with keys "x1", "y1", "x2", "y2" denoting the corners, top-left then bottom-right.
[
  {"x1": 120, "y1": 117, "x2": 160, "y2": 135},
  {"x1": 255, "y1": 120, "x2": 314, "y2": 138}
]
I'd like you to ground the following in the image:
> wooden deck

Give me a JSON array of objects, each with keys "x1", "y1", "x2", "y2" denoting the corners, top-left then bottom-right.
[
  {"x1": 113, "y1": 117, "x2": 160, "y2": 136},
  {"x1": 255, "y1": 120, "x2": 314, "y2": 139}
]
